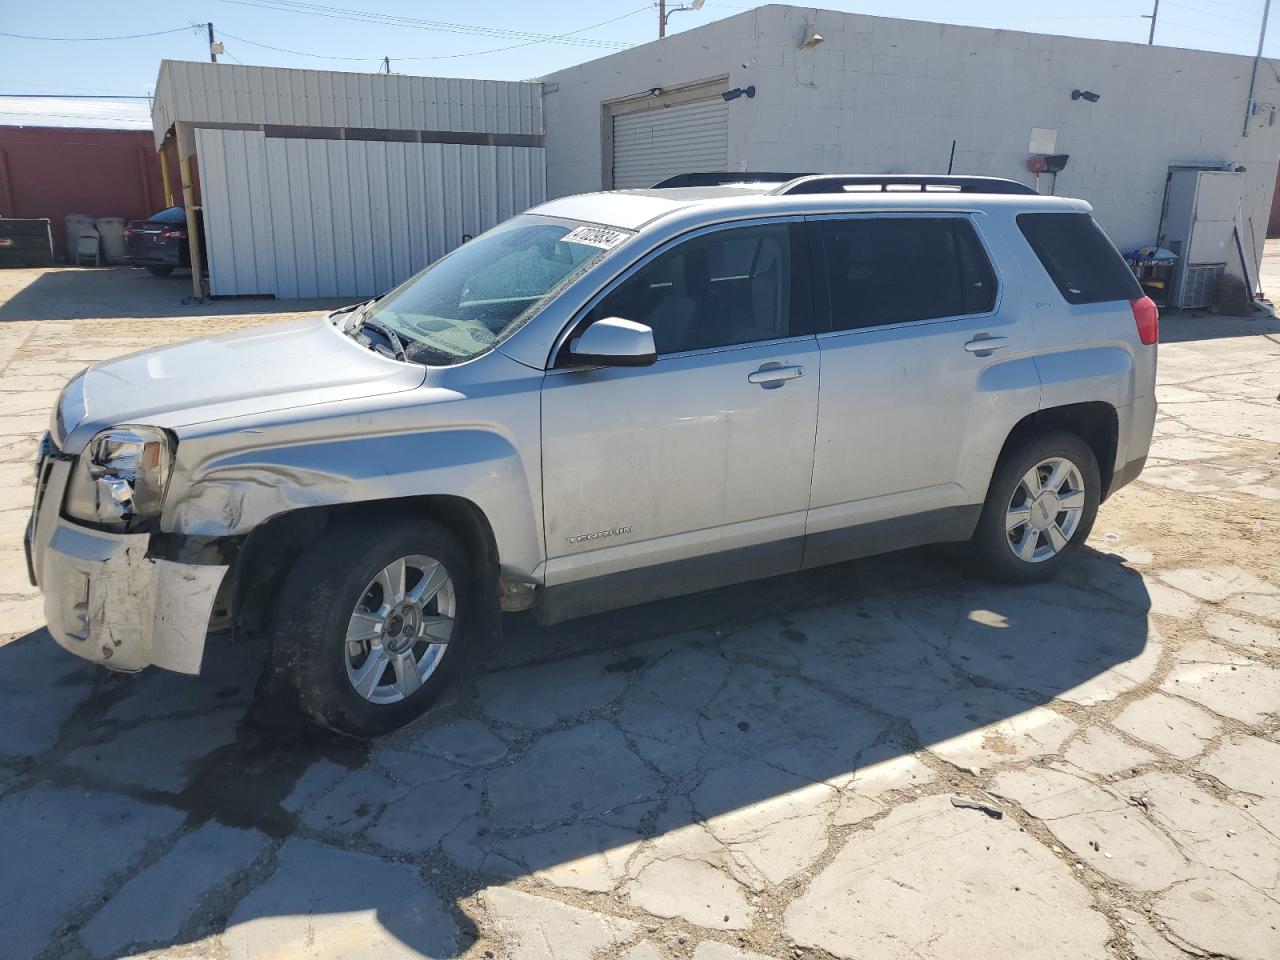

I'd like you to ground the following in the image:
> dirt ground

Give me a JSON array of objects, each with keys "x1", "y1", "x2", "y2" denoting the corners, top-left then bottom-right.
[{"x1": 0, "y1": 263, "x2": 1278, "y2": 960}]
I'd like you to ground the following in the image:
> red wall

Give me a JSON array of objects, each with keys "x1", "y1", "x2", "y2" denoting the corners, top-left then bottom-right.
[{"x1": 0, "y1": 126, "x2": 172, "y2": 260}]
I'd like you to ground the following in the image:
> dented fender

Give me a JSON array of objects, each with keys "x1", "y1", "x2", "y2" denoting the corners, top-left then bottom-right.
[{"x1": 164, "y1": 426, "x2": 544, "y2": 579}]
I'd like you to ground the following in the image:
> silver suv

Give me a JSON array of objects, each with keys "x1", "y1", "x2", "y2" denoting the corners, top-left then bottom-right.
[{"x1": 26, "y1": 175, "x2": 1158, "y2": 736}]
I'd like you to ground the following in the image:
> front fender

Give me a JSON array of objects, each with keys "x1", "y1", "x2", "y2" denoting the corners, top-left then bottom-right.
[{"x1": 164, "y1": 428, "x2": 543, "y2": 578}]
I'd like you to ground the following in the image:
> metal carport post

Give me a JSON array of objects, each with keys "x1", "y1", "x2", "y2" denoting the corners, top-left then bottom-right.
[{"x1": 173, "y1": 121, "x2": 205, "y2": 300}]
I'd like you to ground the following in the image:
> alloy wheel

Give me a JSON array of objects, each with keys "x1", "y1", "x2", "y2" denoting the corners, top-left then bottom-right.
[
  {"x1": 1005, "y1": 456, "x2": 1087, "y2": 564},
  {"x1": 344, "y1": 554, "x2": 455, "y2": 704}
]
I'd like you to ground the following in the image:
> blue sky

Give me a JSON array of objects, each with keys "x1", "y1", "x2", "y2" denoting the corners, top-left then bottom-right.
[{"x1": 1, "y1": 0, "x2": 1275, "y2": 128}]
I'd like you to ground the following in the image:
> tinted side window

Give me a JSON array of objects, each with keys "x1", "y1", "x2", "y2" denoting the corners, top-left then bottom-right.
[
  {"x1": 1017, "y1": 213, "x2": 1141, "y2": 304},
  {"x1": 152, "y1": 207, "x2": 187, "y2": 223},
  {"x1": 588, "y1": 223, "x2": 807, "y2": 355},
  {"x1": 819, "y1": 218, "x2": 996, "y2": 332}
]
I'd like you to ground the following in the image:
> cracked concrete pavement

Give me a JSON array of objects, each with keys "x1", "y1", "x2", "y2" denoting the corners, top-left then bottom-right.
[{"x1": 1, "y1": 263, "x2": 1278, "y2": 960}]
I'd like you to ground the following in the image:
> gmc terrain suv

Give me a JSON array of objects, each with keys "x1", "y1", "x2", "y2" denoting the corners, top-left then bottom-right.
[{"x1": 26, "y1": 174, "x2": 1158, "y2": 736}]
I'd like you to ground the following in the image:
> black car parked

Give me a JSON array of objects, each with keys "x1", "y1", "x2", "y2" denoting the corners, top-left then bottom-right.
[{"x1": 125, "y1": 206, "x2": 202, "y2": 276}]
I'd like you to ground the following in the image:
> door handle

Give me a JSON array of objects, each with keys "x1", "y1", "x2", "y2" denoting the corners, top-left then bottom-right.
[
  {"x1": 964, "y1": 336, "x2": 1009, "y2": 353},
  {"x1": 748, "y1": 363, "x2": 804, "y2": 388}
]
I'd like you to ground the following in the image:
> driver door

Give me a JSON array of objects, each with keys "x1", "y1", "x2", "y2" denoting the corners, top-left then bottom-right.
[{"x1": 537, "y1": 219, "x2": 820, "y2": 620}]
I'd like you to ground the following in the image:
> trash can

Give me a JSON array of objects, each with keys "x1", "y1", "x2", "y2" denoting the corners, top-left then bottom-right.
[
  {"x1": 64, "y1": 214, "x2": 97, "y2": 264},
  {"x1": 95, "y1": 217, "x2": 126, "y2": 264}
]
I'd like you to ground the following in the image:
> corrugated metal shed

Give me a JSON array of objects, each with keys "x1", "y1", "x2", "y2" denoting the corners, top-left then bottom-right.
[
  {"x1": 151, "y1": 60, "x2": 546, "y2": 298},
  {"x1": 152, "y1": 61, "x2": 542, "y2": 148},
  {"x1": 197, "y1": 128, "x2": 545, "y2": 297}
]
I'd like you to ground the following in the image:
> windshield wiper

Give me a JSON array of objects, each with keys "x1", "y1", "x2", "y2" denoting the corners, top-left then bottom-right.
[{"x1": 356, "y1": 314, "x2": 408, "y2": 362}]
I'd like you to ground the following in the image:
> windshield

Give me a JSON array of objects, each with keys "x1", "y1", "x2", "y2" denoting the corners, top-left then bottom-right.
[{"x1": 360, "y1": 215, "x2": 632, "y2": 365}]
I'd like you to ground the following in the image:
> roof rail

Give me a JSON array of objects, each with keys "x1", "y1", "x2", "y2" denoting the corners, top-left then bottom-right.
[
  {"x1": 774, "y1": 174, "x2": 1039, "y2": 196},
  {"x1": 651, "y1": 171, "x2": 813, "y2": 188}
]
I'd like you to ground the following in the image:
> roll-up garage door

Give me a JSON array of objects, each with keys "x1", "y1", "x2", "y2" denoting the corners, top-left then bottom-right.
[{"x1": 612, "y1": 98, "x2": 729, "y2": 189}]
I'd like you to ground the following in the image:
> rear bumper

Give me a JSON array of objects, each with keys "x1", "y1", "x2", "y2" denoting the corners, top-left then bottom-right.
[
  {"x1": 128, "y1": 253, "x2": 182, "y2": 267},
  {"x1": 126, "y1": 240, "x2": 184, "y2": 267},
  {"x1": 1106, "y1": 392, "x2": 1156, "y2": 499},
  {"x1": 26, "y1": 446, "x2": 227, "y2": 675},
  {"x1": 1108, "y1": 455, "x2": 1147, "y2": 496}
]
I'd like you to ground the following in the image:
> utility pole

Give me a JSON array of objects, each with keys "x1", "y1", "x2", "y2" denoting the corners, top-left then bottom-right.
[
  {"x1": 1145, "y1": 0, "x2": 1160, "y2": 45},
  {"x1": 1244, "y1": 0, "x2": 1273, "y2": 136},
  {"x1": 207, "y1": 23, "x2": 219, "y2": 62},
  {"x1": 382, "y1": 56, "x2": 391, "y2": 74}
]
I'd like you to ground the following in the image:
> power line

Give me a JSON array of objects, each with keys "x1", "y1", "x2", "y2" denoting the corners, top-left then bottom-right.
[
  {"x1": 216, "y1": 0, "x2": 632, "y2": 49},
  {"x1": 394, "y1": 6, "x2": 651, "y2": 61},
  {"x1": 0, "y1": 110, "x2": 149, "y2": 122},
  {"x1": 1159, "y1": 16, "x2": 1255, "y2": 39},
  {"x1": 215, "y1": 30, "x2": 368, "y2": 60},
  {"x1": 0, "y1": 27, "x2": 191, "y2": 41},
  {"x1": 217, "y1": 6, "x2": 649, "y2": 63},
  {"x1": 1163, "y1": 0, "x2": 1258, "y2": 26},
  {"x1": 0, "y1": 93, "x2": 151, "y2": 99}
]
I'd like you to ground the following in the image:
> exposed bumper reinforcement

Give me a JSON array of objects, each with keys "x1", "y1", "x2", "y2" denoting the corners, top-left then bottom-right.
[{"x1": 38, "y1": 520, "x2": 227, "y2": 675}]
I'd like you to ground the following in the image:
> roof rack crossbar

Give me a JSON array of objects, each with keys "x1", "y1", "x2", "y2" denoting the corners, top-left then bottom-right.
[{"x1": 774, "y1": 174, "x2": 1038, "y2": 196}]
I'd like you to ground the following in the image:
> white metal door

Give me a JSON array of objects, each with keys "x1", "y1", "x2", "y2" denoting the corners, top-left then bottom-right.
[{"x1": 611, "y1": 98, "x2": 728, "y2": 189}]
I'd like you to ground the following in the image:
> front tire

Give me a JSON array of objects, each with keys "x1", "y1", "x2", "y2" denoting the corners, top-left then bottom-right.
[
  {"x1": 145, "y1": 265, "x2": 175, "y2": 276},
  {"x1": 970, "y1": 431, "x2": 1100, "y2": 583},
  {"x1": 269, "y1": 515, "x2": 473, "y2": 737}
]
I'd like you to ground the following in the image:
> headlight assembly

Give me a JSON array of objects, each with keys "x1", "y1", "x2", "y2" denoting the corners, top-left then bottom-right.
[{"x1": 65, "y1": 426, "x2": 174, "y2": 530}]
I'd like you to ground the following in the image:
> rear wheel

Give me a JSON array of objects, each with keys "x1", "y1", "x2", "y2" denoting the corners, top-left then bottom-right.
[
  {"x1": 269, "y1": 515, "x2": 474, "y2": 737},
  {"x1": 971, "y1": 432, "x2": 1100, "y2": 583},
  {"x1": 145, "y1": 265, "x2": 174, "y2": 277}
]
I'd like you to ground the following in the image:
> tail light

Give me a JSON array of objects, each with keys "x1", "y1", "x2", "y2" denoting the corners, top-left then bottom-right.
[
  {"x1": 160, "y1": 227, "x2": 187, "y2": 240},
  {"x1": 1131, "y1": 296, "x2": 1158, "y2": 345},
  {"x1": 124, "y1": 225, "x2": 135, "y2": 239}
]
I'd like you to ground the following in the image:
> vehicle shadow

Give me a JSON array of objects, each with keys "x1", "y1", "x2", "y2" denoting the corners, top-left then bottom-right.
[
  {"x1": 0, "y1": 544, "x2": 1154, "y2": 959},
  {"x1": 0, "y1": 266, "x2": 351, "y2": 322},
  {"x1": 1159, "y1": 308, "x2": 1280, "y2": 343}
]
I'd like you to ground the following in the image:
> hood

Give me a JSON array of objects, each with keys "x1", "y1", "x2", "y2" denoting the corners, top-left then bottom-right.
[{"x1": 56, "y1": 316, "x2": 426, "y2": 453}]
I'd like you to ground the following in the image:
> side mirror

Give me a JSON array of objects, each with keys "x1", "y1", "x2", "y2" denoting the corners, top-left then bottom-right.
[{"x1": 568, "y1": 317, "x2": 657, "y2": 368}]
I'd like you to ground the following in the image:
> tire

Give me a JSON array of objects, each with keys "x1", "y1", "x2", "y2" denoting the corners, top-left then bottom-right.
[
  {"x1": 970, "y1": 431, "x2": 1101, "y2": 584},
  {"x1": 145, "y1": 265, "x2": 175, "y2": 277},
  {"x1": 269, "y1": 515, "x2": 474, "y2": 737}
]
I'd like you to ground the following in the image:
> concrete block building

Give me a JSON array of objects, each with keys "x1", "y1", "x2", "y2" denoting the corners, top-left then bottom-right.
[{"x1": 542, "y1": 4, "x2": 1280, "y2": 270}]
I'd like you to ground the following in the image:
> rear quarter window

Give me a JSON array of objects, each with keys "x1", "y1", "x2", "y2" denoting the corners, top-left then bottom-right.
[{"x1": 1017, "y1": 213, "x2": 1141, "y2": 305}]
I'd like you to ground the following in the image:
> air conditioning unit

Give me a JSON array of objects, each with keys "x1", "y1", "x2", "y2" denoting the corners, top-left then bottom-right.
[{"x1": 1177, "y1": 263, "x2": 1225, "y2": 309}]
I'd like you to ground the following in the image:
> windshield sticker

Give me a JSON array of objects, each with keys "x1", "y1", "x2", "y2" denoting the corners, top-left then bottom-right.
[{"x1": 562, "y1": 225, "x2": 630, "y2": 250}]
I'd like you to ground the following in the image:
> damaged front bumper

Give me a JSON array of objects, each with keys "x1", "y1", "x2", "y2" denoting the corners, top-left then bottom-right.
[{"x1": 25, "y1": 449, "x2": 228, "y2": 675}]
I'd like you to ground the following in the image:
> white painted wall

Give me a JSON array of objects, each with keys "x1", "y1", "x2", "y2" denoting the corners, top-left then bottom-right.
[{"x1": 543, "y1": 4, "x2": 1280, "y2": 257}]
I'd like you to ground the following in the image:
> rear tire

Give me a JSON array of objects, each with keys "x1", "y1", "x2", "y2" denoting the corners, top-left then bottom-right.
[
  {"x1": 145, "y1": 265, "x2": 174, "y2": 277},
  {"x1": 970, "y1": 431, "x2": 1100, "y2": 584},
  {"x1": 268, "y1": 515, "x2": 474, "y2": 738}
]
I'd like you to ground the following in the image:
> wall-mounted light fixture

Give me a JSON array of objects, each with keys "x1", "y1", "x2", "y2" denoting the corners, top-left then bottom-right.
[
  {"x1": 648, "y1": 87, "x2": 664, "y2": 97},
  {"x1": 1071, "y1": 89, "x2": 1101, "y2": 103},
  {"x1": 722, "y1": 85, "x2": 756, "y2": 102},
  {"x1": 800, "y1": 22, "x2": 824, "y2": 48}
]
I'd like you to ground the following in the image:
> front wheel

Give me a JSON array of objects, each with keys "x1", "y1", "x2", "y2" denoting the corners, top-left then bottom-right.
[
  {"x1": 970, "y1": 432, "x2": 1100, "y2": 583},
  {"x1": 145, "y1": 265, "x2": 174, "y2": 276},
  {"x1": 269, "y1": 516, "x2": 474, "y2": 737}
]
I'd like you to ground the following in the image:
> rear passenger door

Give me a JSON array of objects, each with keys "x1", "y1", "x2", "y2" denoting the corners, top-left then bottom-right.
[{"x1": 804, "y1": 213, "x2": 1038, "y2": 566}]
